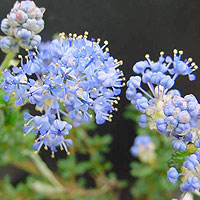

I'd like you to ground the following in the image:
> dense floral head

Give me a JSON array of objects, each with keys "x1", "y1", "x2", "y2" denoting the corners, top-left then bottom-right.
[
  {"x1": 126, "y1": 50, "x2": 198, "y2": 149},
  {"x1": 1, "y1": 32, "x2": 124, "y2": 156},
  {"x1": 156, "y1": 94, "x2": 200, "y2": 150},
  {"x1": 0, "y1": 0, "x2": 45, "y2": 53},
  {"x1": 130, "y1": 135, "x2": 156, "y2": 163}
]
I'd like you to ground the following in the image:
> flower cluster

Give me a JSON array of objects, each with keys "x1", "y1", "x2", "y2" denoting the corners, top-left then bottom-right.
[
  {"x1": 126, "y1": 50, "x2": 198, "y2": 148},
  {"x1": 1, "y1": 32, "x2": 124, "y2": 156},
  {"x1": 0, "y1": 0, "x2": 45, "y2": 53},
  {"x1": 157, "y1": 94, "x2": 200, "y2": 151},
  {"x1": 167, "y1": 151, "x2": 200, "y2": 193},
  {"x1": 130, "y1": 135, "x2": 156, "y2": 163}
]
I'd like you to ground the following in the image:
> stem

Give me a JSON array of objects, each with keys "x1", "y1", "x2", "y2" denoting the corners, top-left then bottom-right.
[
  {"x1": 23, "y1": 150, "x2": 64, "y2": 190},
  {"x1": 0, "y1": 51, "x2": 16, "y2": 71}
]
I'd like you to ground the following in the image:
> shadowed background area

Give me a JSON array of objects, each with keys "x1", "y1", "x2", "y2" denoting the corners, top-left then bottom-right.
[{"x1": 0, "y1": 0, "x2": 200, "y2": 199}]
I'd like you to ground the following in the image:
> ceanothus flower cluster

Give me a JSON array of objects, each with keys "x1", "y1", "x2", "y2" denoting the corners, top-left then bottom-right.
[
  {"x1": 126, "y1": 50, "x2": 198, "y2": 150},
  {"x1": 130, "y1": 135, "x2": 156, "y2": 163},
  {"x1": 1, "y1": 32, "x2": 124, "y2": 157},
  {"x1": 156, "y1": 94, "x2": 200, "y2": 151},
  {"x1": 167, "y1": 151, "x2": 200, "y2": 194},
  {"x1": 0, "y1": 1, "x2": 45, "y2": 53}
]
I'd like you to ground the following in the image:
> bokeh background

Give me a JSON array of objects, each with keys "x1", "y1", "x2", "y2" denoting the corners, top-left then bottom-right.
[{"x1": 0, "y1": 0, "x2": 200, "y2": 199}]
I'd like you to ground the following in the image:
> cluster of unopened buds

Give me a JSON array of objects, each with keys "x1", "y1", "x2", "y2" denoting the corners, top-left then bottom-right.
[{"x1": 0, "y1": 1, "x2": 45, "y2": 52}]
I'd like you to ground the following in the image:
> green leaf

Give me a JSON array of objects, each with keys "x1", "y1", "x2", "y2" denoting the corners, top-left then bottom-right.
[{"x1": 130, "y1": 162, "x2": 153, "y2": 177}]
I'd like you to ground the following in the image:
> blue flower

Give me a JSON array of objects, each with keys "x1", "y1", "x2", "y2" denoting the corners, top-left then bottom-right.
[
  {"x1": 130, "y1": 135, "x2": 155, "y2": 163},
  {"x1": 167, "y1": 167, "x2": 180, "y2": 184},
  {"x1": 181, "y1": 177, "x2": 200, "y2": 193},
  {"x1": 2, "y1": 32, "x2": 124, "y2": 156},
  {"x1": 126, "y1": 50, "x2": 198, "y2": 138},
  {"x1": 171, "y1": 139, "x2": 187, "y2": 151},
  {"x1": 184, "y1": 154, "x2": 199, "y2": 170}
]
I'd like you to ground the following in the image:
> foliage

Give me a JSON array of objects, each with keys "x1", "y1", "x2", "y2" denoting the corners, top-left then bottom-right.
[
  {"x1": 124, "y1": 104, "x2": 180, "y2": 200},
  {"x1": 0, "y1": 86, "x2": 124, "y2": 200}
]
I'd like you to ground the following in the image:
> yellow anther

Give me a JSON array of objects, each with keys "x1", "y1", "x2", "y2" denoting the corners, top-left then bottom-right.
[
  {"x1": 60, "y1": 146, "x2": 64, "y2": 151},
  {"x1": 82, "y1": 46, "x2": 86, "y2": 50},
  {"x1": 72, "y1": 61, "x2": 76, "y2": 65},
  {"x1": 19, "y1": 67, "x2": 22, "y2": 70},
  {"x1": 34, "y1": 151, "x2": 38, "y2": 154},
  {"x1": 77, "y1": 35, "x2": 82, "y2": 39},
  {"x1": 59, "y1": 83, "x2": 63, "y2": 87},
  {"x1": 117, "y1": 96, "x2": 120, "y2": 101},
  {"x1": 43, "y1": 74, "x2": 46, "y2": 78},
  {"x1": 24, "y1": 123, "x2": 27, "y2": 127},
  {"x1": 97, "y1": 38, "x2": 101, "y2": 42},
  {"x1": 179, "y1": 50, "x2": 183, "y2": 55},
  {"x1": 160, "y1": 51, "x2": 164, "y2": 56},
  {"x1": 84, "y1": 31, "x2": 89, "y2": 35},
  {"x1": 110, "y1": 102, "x2": 114, "y2": 105},
  {"x1": 116, "y1": 69, "x2": 120, "y2": 72},
  {"x1": 25, "y1": 55, "x2": 28, "y2": 59},
  {"x1": 69, "y1": 33, "x2": 72, "y2": 37},
  {"x1": 23, "y1": 134, "x2": 27, "y2": 137},
  {"x1": 11, "y1": 71, "x2": 14, "y2": 75},
  {"x1": 114, "y1": 108, "x2": 118, "y2": 111},
  {"x1": 191, "y1": 62, "x2": 196, "y2": 67},
  {"x1": 194, "y1": 65, "x2": 198, "y2": 69},
  {"x1": 188, "y1": 58, "x2": 193, "y2": 62},
  {"x1": 44, "y1": 146, "x2": 48, "y2": 150},
  {"x1": 46, "y1": 135, "x2": 50, "y2": 138},
  {"x1": 51, "y1": 154, "x2": 55, "y2": 158},
  {"x1": 114, "y1": 59, "x2": 118, "y2": 63},
  {"x1": 18, "y1": 55, "x2": 22, "y2": 59},
  {"x1": 104, "y1": 40, "x2": 109, "y2": 45},
  {"x1": 97, "y1": 56, "x2": 101, "y2": 59},
  {"x1": 50, "y1": 77, "x2": 54, "y2": 80},
  {"x1": 78, "y1": 110, "x2": 82, "y2": 114},
  {"x1": 122, "y1": 82, "x2": 126, "y2": 86},
  {"x1": 43, "y1": 90, "x2": 47, "y2": 95},
  {"x1": 114, "y1": 100, "x2": 118, "y2": 104},
  {"x1": 173, "y1": 49, "x2": 178, "y2": 54},
  {"x1": 12, "y1": 92, "x2": 16, "y2": 96},
  {"x1": 67, "y1": 152, "x2": 70, "y2": 155},
  {"x1": 55, "y1": 63, "x2": 59, "y2": 66},
  {"x1": 93, "y1": 88, "x2": 97, "y2": 92},
  {"x1": 25, "y1": 49, "x2": 29, "y2": 52},
  {"x1": 33, "y1": 52, "x2": 36, "y2": 56},
  {"x1": 108, "y1": 118, "x2": 112, "y2": 122},
  {"x1": 109, "y1": 114, "x2": 113, "y2": 118},
  {"x1": 105, "y1": 47, "x2": 109, "y2": 52},
  {"x1": 89, "y1": 114, "x2": 93, "y2": 118},
  {"x1": 119, "y1": 60, "x2": 123, "y2": 65},
  {"x1": 86, "y1": 57, "x2": 90, "y2": 61},
  {"x1": 4, "y1": 69, "x2": 8, "y2": 72},
  {"x1": 40, "y1": 136, "x2": 44, "y2": 139},
  {"x1": 100, "y1": 63, "x2": 104, "y2": 67},
  {"x1": 100, "y1": 102, "x2": 103, "y2": 105},
  {"x1": 33, "y1": 46, "x2": 38, "y2": 50},
  {"x1": 36, "y1": 126, "x2": 40, "y2": 130},
  {"x1": 145, "y1": 54, "x2": 150, "y2": 59},
  {"x1": 73, "y1": 33, "x2": 77, "y2": 38},
  {"x1": 122, "y1": 77, "x2": 126, "y2": 81}
]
